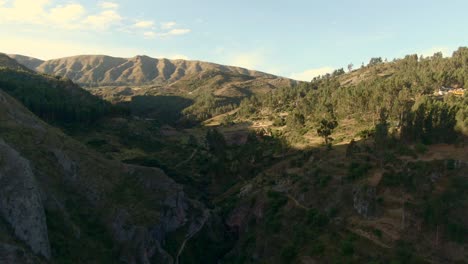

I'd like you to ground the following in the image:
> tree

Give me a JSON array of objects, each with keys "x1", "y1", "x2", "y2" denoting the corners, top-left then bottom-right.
[
  {"x1": 286, "y1": 111, "x2": 305, "y2": 131},
  {"x1": 205, "y1": 128, "x2": 226, "y2": 157},
  {"x1": 317, "y1": 104, "x2": 338, "y2": 149},
  {"x1": 368, "y1": 57, "x2": 383, "y2": 66},
  {"x1": 346, "y1": 139, "x2": 358, "y2": 157},
  {"x1": 332, "y1": 68, "x2": 345, "y2": 76},
  {"x1": 374, "y1": 108, "x2": 389, "y2": 149},
  {"x1": 347, "y1": 63, "x2": 353, "y2": 72}
]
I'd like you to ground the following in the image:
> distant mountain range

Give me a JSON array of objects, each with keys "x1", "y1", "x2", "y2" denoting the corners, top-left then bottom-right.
[
  {"x1": 7, "y1": 54, "x2": 298, "y2": 121},
  {"x1": 8, "y1": 54, "x2": 296, "y2": 87}
]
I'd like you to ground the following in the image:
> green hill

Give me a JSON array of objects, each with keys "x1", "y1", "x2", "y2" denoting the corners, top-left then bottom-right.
[{"x1": 0, "y1": 56, "x2": 126, "y2": 125}]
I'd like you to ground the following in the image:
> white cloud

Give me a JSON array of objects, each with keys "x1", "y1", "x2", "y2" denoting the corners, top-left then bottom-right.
[
  {"x1": 143, "y1": 31, "x2": 156, "y2": 39},
  {"x1": 0, "y1": 0, "x2": 52, "y2": 24},
  {"x1": 48, "y1": 3, "x2": 85, "y2": 25},
  {"x1": 0, "y1": 0, "x2": 123, "y2": 30},
  {"x1": 99, "y1": 1, "x2": 119, "y2": 10},
  {"x1": 161, "y1": 21, "x2": 176, "y2": 29},
  {"x1": 0, "y1": 1, "x2": 189, "y2": 40},
  {"x1": 167, "y1": 28, "x2": 190, "y2": 35},
  {"x1": 133, "y1": 20, "x2": 154, "y2": 28},
  {"x1": 156, "y1": 28, "x2": 191, "y2": 38},
  {"x1": 84, "y1": 10, "x2": 122, "y2": 30},
  {"x1": 290, "y1": 67, "x2": 334, "y2": 81}
]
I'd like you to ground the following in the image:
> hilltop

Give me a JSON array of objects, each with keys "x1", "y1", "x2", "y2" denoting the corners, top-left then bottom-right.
[
  {"x1": 7, "y1": 54, "x2": 44, "y2": 70},
  {"x1": 0, "y1": 53, "x2": 33, "y2": 72}
]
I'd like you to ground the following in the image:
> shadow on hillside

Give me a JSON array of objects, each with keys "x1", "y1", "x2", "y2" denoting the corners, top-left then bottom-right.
[{"x1": 116, "y1": 95, "x2": 194, "y2": 125}]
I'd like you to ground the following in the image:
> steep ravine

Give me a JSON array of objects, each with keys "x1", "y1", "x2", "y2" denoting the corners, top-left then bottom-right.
[{"x1": 0, "y1": 89, "x2": 211, "y2": 263}]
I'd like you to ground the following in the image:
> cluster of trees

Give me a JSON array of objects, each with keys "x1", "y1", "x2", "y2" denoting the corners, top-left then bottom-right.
[
  {"x1": 182, "y1": 93, "x2": 237, "y2": 121},
  {"x1": 237, "y1": 47, "x2": 468, "y2": 143},
  {"x1": 0, "y1": 69, "x2": 127, "y2": 125},
  {"x1": 400, "y1": 97, "x2": 459, "y2": 144}
]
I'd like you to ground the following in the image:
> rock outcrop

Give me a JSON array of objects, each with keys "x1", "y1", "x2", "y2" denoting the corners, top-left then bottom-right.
[
  {"x1": 0, "y1": 139, "x2": 51, "y2": 259},
  {"x1": 352, "y1": 185, "x2": 377, "y2": 219}
]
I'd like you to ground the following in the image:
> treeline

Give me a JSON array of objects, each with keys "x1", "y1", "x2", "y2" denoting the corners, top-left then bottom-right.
[
  {"x1": 238, "y1": 47, "x2": 468, "y2": 143},
  {"x1": 400, "y1": 98, "x2": 460, "y2": 144},
  {"x1": 0, "y1": 68, "x2": 128, "y2": 124}
]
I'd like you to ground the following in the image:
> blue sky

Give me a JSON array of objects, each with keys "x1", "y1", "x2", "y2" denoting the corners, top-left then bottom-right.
[{"x1": 1, "y1": 0, "x2": 467, "y2": 80}]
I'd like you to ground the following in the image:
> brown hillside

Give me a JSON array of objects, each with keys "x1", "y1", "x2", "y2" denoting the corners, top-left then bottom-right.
[{"x1": 10, "y1": 54, "x2": 290, "y2": 86}]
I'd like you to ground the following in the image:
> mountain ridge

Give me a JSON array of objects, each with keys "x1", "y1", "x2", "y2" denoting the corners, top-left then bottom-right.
[
  {"x1": 8, "y1": 54, "x2": 295, "y2": 86},
  {"x1": 0, "y1": 53, "x2": 34, "y2": 72}
]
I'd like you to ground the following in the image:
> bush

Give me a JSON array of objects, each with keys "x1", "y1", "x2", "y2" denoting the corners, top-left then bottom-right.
[
  {"x1": 273, "y1": 117, "x2": 286, "y2": 126},
  {"x1": 357, "y1": 128, "x2": 375, "y2": 139},
  {"x1": 347, "y1": 161, "x2": 372, "y2": 181},
  {"x1": 373, "y1": 229, "x2": 383, "y2": 238},
  {"x1": 340, "y1": 239, "x2": 354, "y2": 256},
  {"x1": 415, "y1": 143, "x2": 428, "y2": 154}
]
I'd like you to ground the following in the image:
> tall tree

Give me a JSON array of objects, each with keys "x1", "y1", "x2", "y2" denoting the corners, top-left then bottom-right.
[{"x1": 317, "y1": 104, "x2": 338, "y2": 149}]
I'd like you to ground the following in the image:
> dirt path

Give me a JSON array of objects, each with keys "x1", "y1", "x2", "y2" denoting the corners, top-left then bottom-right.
[
  {"x1": 175, "y1": 209, "x2": 210, "y2": 264},
  {"x1": 175, "y1": 149, "x2": 197, "y2": 168},
  {"x1": 286, "y1": 194, "x2": 309, "y2": 210}
]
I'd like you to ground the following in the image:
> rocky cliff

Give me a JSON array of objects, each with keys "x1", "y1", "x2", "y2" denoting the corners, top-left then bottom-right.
[{"x1": 0, "y1": 89, "x2": 205, "y2": 263}]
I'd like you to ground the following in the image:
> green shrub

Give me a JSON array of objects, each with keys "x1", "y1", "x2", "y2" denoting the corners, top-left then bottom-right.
[
  {"x1": 310, "y1": 241, "x2": 325, "y2": 256},
  {"x1": 347, "y1": 161, "x2": 372, "y2": 181},
  {"x1": 340, "y1": 239, "x2": 354, "y2": 256},
  {"x1": 357, "y1": 128, "x2": 375, "y2": 139},
  {"x1": 415, "y1": 143, "x2": 428, "y2": 154},
  {"x1": 373, "y1": 229, "x2": 383, "y2": 238}
]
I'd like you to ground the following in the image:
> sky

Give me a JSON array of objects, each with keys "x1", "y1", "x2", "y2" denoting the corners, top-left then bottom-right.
[{"x1": 1, "y1": 0, "x2": 468, "y2": 81}]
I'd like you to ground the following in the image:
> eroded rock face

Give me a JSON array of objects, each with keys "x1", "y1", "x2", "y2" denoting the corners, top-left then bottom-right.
[
  {"x1": 111, "y1": 165, "x2": 191, "y2": 264},
  {"x1": 52, "y1": 148, "x2": 78, "y2": 182},
  {"x1": 0, "y1": 140, "x2": 50, "y2": 259},
  {"x1": 353, "y1": 185, "x2": 377, "y2": 219}
]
